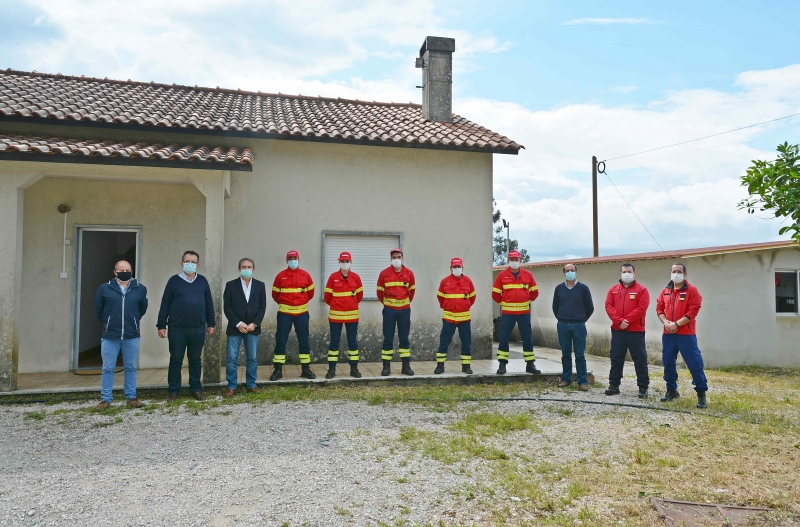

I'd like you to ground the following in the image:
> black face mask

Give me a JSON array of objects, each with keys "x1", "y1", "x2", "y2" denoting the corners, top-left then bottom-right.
[{"x1": 116, "y1": 271, "x2": 132, "y2": 282}]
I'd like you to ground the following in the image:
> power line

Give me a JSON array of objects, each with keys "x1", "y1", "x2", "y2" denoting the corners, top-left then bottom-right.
[
  {"x1": 602, "y1": 112, "x2": 800, "y2": 162},
  {"x1": 597, "y1": 165, "x2": 664, "y2": 251}
]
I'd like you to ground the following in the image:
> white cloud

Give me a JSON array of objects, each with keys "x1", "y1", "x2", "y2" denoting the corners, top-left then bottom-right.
[
  {"x1": 31, "y1": 15, "x2": 44, "y2": 26},
  {"x1": 562, "y1": 17, "x2": 658, "y2": 26}
]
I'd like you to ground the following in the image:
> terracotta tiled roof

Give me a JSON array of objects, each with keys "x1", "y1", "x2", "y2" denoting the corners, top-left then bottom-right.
[
  {"x1": 0, "y1": 134, "x2": 253, "y2": 170},
  {"x1": 0, "y1": 69, "x2": 523, "y2": 154}
]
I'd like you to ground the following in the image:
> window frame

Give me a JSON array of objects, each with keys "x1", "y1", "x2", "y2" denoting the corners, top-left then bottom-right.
[
  {"x1": 775, "y1": 269, "x2": 800, "y2": 317},
  {"x1": 320, "y1": 230, "x2": 403, "y2": 301}
]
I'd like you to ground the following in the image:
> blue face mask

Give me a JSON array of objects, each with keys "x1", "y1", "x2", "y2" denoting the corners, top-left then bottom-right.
[
  {"x1": 565, "y1": 271, "x2": 576, "y2": 281},
  {"x1": 240, "y1": 269, "x2": 253, "y2": 279},
  {"x1": 287, "y1": 260, "x2": 299, "y2": 270},
  {"x1": 183, "y1": 262, "x2": 197, "y2": 274}
]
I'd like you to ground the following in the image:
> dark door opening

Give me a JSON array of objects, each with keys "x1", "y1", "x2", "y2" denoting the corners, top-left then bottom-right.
[{"x1": 77, "y1": 230, "x2": 138, "y2": 369}]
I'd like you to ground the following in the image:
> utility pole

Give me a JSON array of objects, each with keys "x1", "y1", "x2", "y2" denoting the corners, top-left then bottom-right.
[
  {"x1": 502, "y1": 219, "x2": 510, "y2": 262},
  {"x1": 592, "y1": 156, "x2": 599, "y2": 257}
]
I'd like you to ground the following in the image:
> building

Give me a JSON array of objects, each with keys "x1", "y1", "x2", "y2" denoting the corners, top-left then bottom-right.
[
  {"x1": 0, "y1": 37, "x2": 523, "y2": 391},
  {"x1": 493, "y1": 241, "x2": 800, "y2": 368}
]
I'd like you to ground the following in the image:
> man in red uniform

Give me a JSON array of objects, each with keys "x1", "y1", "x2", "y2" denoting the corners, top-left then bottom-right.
[
  {"x1": 323, "y1": 251, "x2": 364, "y2": 379},
  {"x1": 656, "y1": 263, "x2": 708, "y2": 408},
  {"x1": 377, "y1": 248, "x2": 416, "y2": 376},
  {"x1": 604, "y1": 262, "x2": 651, "y2": 398},
  {"x1": 435, "y1": 258, "x2": 476, "y2": 375},
  {"x1": 492, "y1": 250, "x2": 540, "y2": 375},
  {"x1": 270, "y1": 250, "x2": 315, "y2": 381}
]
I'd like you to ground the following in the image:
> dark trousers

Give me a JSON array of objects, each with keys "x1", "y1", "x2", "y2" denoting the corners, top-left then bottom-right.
[
  {"x1": 273, "y1": 312, "x2": 310, "y2": 364},
  {"x1": 328, "y1": 322, "x2": 359, "y2": 363},
  {"x1": 382, "y1": 307, "x2": 411, "y2": 360},
  {"x1": 437, "y1": 320, "x2": 472, "y2": 363},
  {"x1": 662, "y1": 333, "x2": 708, "y2": 392},
  {"x1": 497, "y1": 312, "x2": 534, "y2": 362},
  {"x1": 557, "y1": 321, "x2": 587, "y2": 385},
  {"x1": 167, "y1": 326, "x2": 206, "y2": 394},
  {"x1": 609, "y1": 329, "x2": 649, "y2": 389}
]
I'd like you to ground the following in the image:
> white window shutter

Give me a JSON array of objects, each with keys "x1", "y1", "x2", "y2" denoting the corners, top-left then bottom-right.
[{"x1": 323, "y1": 234, "x2": 401, "y2": 300}]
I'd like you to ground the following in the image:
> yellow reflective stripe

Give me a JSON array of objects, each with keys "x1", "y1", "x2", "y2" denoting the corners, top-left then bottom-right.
[
  {"x1": 409, "y1": 285, "x2": 416, "y2": 290},
  {"x1": 502, "y1": 283, "x2": 528, "y2": 290},
  {"x1": 307, "y1": 284, "x2": 315, "y2": 290},
  {"x1": 383, "y1": 298, "x2": 410, "y2": 307},
  {"x1": 492, "y1": 287, "x2": 502, "y2": 294},
  {"x1": 460, "y1": 354, "x2": 472, "y2": 364},
  {"x1": 437, "y1": 291, "x2": 445, "y2": 297},
  {"x1": 439, "y1": 293, "x2": 470, "y2": 299},
  {"x1": 530, "y1": 286, "x2": 538, "y2": 291},
  {"x1": 329, "y1": 315, "x2": 358, "y2": 322},
  {"x1": 501, "y1": 301, "x2": 531, "y2": 308},
  {"x1": 272, "y1": 286, "x2": 280, "y2": 292},
  {"x1": 324, "y1": 288, "x2": 333, "y2": 293},
  {"x1": 376, "y1": 285, "x2": 385, "y2": 291},
  {"x1": 501, "y1": 305, "x2": 530, "y2": 312},
  {"x1": 329, "y1": 310, "x2": 359, "y2": 316},
  {"x1": 384, "y1": 281, "x2": 406, "y2": 287},
  {"x1": 331, "y1": 291, "x2": 356, "y2": 297},
  {"x1": 443, "y1": 310, "x2": 471, "y2": 321},
  {"x1": 277, "y1": 287, "x2": 303, "y2": 293},
  {"x1": 278, "y1": 303, "x2": 308, "y2": 314},
  {"x1": 355, "y1": 287, "x2": 363, "y2": 293},
  {"x1": 467, "y1": 292, "x2": 476, "y2": 298}
]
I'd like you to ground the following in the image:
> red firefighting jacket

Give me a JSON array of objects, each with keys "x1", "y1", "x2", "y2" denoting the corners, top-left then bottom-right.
[
  {"x1": 324, "y1": 271, "x2": 363, "y2": 323},
  {"x1": 271, "y1": 268, "x2": 315, "y2": 316},
  {"x1": 492, "y1": 267, "x2": 539, "y2": 315},
  {"x1": 376, "y1": 265, "x2": 416, "y2": 310},
  {"x1": 605, "y1": 280, "x2": 650, "y2": 332},
  {"x1": 437, "y1": 274, "x2": 476, "y2": 324},
  {"x1": 656, "y1": 280, "x2": 702, "y2": 335}
]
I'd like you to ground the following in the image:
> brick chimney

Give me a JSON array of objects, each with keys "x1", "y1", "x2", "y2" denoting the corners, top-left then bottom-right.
[{"x1": 415, "y1": 36, "x2": 455, "y2": 123}]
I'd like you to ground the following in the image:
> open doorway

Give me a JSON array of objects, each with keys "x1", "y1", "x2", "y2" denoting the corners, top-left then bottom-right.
[{"x1": 72, "y1": 227, "x2": 141, "y2": 371}]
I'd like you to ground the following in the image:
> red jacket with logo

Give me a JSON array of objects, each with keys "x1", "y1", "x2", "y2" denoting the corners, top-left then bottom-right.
[
  {"x1": 324, "y1": 271, "x2": 363, "y2": 323},
  {"x1": 656, "y1": 281, "x2": 702, "y2": 335},
  {"x1": 271, "y1": 268, "x2": 315, "y2": 316},
  {"x1": 492, "y1": 267, "x2": 539, "y2": 315},
  {"x1": 376, "y1": 266, "x2": 416, "y2": 310},
  {"x1": 605, "y1": 280, "x2": 650, "y2": 332},
  {"x1": 437, "y1": 274, "x2": 476, "y2": 324}
]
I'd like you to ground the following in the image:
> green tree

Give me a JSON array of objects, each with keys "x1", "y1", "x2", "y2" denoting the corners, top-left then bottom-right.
[
  {"x1": 739, "y1": 142, "x2": 800, "y2": 240},
  {"x1": 492, "y1": 200, "x2": 531, "y2": 265}
]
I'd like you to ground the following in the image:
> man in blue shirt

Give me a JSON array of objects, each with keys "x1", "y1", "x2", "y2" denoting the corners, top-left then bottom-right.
[
  {"x1": 552, "y1": 263, "x2": 594, "y2": 391},
  {"x1": 157, "y1": 251, "x2": 216, "y2": 401}
]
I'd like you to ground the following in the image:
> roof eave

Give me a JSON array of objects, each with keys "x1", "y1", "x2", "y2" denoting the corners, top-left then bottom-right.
[{"x1": 0, "y1": 151, "x2": 253, "y2": 171}]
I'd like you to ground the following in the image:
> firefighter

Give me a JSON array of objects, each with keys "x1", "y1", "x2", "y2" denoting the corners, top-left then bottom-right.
[
  {"x1": 270, "y1": 250, "x2": 315, "y2": 381},
  {"x1": 492, "y1": 250, "x2": 540, "y2": 375},
  {"x1": 435, "y1": 258, "x2": 476, "y2": 375},
  {"x1": 323, "y1": 251, "x2": 364, "y2": 379},
  {"x1": 377, "y1": 248, "x2": 416, "y2": 376}
]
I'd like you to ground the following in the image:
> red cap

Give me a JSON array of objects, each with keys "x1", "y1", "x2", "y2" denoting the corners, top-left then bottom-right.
[
  {"x1": 450, "y1": 258, "x2": 463, "y2": 267},
  {"x1": 286, "y1": 250, "x2": 299, "y2": 259},
  {"x1": 390, "y1": 248, "x2": 403, "y2": 256},
  {"x1": 508, "y1": 250, "x2": 521, "y2": 259},
  {"x1": 338, "y1": 251, "x2": 352, "y2": 261}
]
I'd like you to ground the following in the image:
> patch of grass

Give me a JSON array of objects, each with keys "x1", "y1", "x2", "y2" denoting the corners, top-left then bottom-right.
[
  {"x1": 333, "y1": 505, "x2": 351, "y2": 516},
  {"x1": 91, "y1": 416, "x2": 123, "y2": 428},
  {"x1": 448, "y1": 411, "x2": 539, "y2": 436},
  {"x1": 23, "y1": 410, "x2": 46, "y2": 420}
]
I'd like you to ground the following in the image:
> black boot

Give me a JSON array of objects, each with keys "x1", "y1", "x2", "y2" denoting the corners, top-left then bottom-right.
[
  {"x1": 638, "y1": 388, "x2": 649, "y2": 399},
  {"x1": 349, "y1": 362, "x2": 362, "y2": 379},
  {"x1": 496, "y1": 359, "x2": 507, "y2": 375},
  {"x1": 269, "y1": 364, "x2": 283, "y2": 381},
  {"x1": 604, "y1": 385, "x2": 620, "y2": 395},
  {"x1": 462, "y1": 364, "x2": 473, "y2": 375},
  {"x1": 401, "y1": 358, "x2": 415, "y2": 376},
  {"x1": 381, "y1": 360, "x2": 391, "y2": 377},
  {"x1": 526, "y1": 360, "x2": 541, "y2": 374},
  {"x1": 696, "y1": 391, "x2": 707, "y2": 409},
  {"x1": 325, "y1": 363, "x2": 337, "y2": 380},
  {"x1": 434, "y1": 362, "x2": 445, "y2": 375},
  {"x1": 660, "y1": 389, "x2": 680, "y2": 402},
  {"x1": 301, "y1": 364, "x2": 316, "y2": 379}
]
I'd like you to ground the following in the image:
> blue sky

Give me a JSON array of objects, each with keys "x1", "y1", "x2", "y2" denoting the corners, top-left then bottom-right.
[{"x1": 2, "y1": 0, "x2": 799, "y2": 260}]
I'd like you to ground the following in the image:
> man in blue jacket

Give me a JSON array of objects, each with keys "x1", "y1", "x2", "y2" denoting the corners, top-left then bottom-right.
[
  {"x1": 94, "y1": 260, "x2": 148, "y2": 410},
  {"x1": 157, "y1": 250, "x2": 216, "y2": 401}
]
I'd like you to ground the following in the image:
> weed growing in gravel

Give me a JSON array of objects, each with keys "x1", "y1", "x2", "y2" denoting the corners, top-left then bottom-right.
[{"x1": 23, "y1": 410, "x2": 46, "y2": 420}]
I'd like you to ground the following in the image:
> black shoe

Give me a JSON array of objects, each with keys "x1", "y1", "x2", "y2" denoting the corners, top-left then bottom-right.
[
  {"x1": 660, "y1": 389, "x2": 680, "y2": 402},
  {"x1": 269, "y1": 364, "x2": 283, "y2": 381},
  {"x1": 301, "y1": 365, "x2": 316, "y2": 379},
  {"x1": 604, "y1": 385, "x2": 620, "y2": 396},
  {"x1": 638, "y1": 388, "x2": 649, "y2": 399},
  {"x1": 525, "y1": 360, "x2": 541, "y2": 374},
  {"x1": 696, "y1": 391, "x2": 707, "y2": 409},
  {"x1": 496, "y1": 359, "x2": 507, "y2": 375},
  {"x1": 462, "y1": 364, "x2": 473, "y2": 375},
  {"x1": 401, "y1": 358, "x2": 414, "y2": 376},
  {"x1": 381, "y1": 360, "x2": 391, "y2": 377},
  {"x1": 350, "y1": 363, "x2": 362, "y2": 378},
  {"x1": 434, "y1": 363, "x2": 445, "y2": 375},
  {"x1": 325, "y1": 363, "x2": 336, "y2": 380}
]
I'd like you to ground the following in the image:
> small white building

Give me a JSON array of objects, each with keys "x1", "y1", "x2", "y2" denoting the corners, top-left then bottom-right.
[
  {"x1": 0, "y1": 37, "x2": 523, "y2": 391},
  {"x1": 494, "y1": 241, "x2": 800, "y2": 368}
]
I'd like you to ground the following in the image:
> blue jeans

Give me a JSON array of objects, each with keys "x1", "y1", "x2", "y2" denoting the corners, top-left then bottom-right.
[
  {"x1": 557, "y1": 322, "x2": 587, "y2": 385},
  {"x1": 381, "y1": 308, "x2": 411, "y2": 360},
  {"x1": 226, "y1": 333, "x2": 259, "y2": 389},
  {"x1": 662, "y1": 333, "x2": 708, "y2": 392},
  {"x1": 437, "y1": 320, "x2": 472, "y2": 363},
  {"x1": 328, "y1": 322, "x2": 359, "y2": 363},
  {"x1": 273, "y1": 312, "x2": 310, "y2": 364},
  {"x1": 100, "y1": 338, "x2": 140, "y2": 403},
  {"x1": 168, "y1": 326, "x2": 205, "y2": 394},
  {"x1": 497, "y1": 312, "x2": 534, "y2": 362}
]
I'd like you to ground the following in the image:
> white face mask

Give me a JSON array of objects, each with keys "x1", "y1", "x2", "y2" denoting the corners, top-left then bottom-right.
[
  {"x1": 671, "y1": 273, "x2": 684, "y2": 284},
  {"x1": 391, "y1": 258, "x2": 403, "y2": 269},
  {"x1": 621, "y1": 272, "x2": 635, "y2": 284},
  {"x1": 451, "y1": 268, "x2": 463, "y2": 277},
  {"x1": 509, "y1": 261, "x2": 520, "y2": 271},
  {"x1": 340, "y1": 262, "x2": 351, "y2": 272}
]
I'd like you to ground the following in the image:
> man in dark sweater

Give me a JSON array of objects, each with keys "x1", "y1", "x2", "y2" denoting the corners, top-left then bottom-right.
[
  {"x1": 157, "y1": 250, "x2": 216, "y2": 401},
  {"x1": 552, "y1": 263, "x2": 594, "y2": 390}
]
